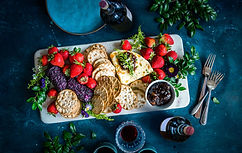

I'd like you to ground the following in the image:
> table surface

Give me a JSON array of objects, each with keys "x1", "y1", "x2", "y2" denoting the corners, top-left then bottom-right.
[{"x1": 0, "y1": 0, "x2": 241, "y2": 153}]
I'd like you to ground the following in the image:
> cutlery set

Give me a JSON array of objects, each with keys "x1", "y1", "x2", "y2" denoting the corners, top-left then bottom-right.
[{"x1": 191, "y1": 54, "x2": 224, "y2": 125}]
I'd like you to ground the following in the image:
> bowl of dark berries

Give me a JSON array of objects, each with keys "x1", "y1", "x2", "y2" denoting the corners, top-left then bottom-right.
[{"x1": 145, "y1": 80, "x2": 175, "y2": 109}]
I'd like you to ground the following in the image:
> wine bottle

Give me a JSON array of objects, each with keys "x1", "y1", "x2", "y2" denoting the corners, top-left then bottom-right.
[
  {"x1": 160, "y1": 116, "x2": 194, "y2": 142},
  {"x1": 99, "y1": 0, "x2": 133, "y2": 32}
]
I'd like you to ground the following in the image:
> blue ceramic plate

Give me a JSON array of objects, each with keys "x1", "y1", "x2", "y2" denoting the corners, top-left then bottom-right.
[{"x1": 46, "y1": 0, "x2": 105, "y2": 35}]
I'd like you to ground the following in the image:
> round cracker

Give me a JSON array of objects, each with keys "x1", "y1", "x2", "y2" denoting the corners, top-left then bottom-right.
[
  {"x1": 115, "y1": 85, "x2": 135, "y2": 110},
  {"x1": 94, "y1": 85, "x2": 109, "y2": 103},
  {"x1": 132, "y1": 89, "x2": 146, "y2": 109},
  {"x1": 92, "y1": 96, "x2": 105, "y2": 114},
  {"x1": 87, "y1": 49, "x2": 108, "y2": 65},
  {"x1": 94, "y1": 69, "x2": 115, "y2": 81},
  {"x1": 108, "y1": 76, "x2": 121, "y2": 98},
  {"x1": 93, "y1": 58, "x2": 111, "y2": 68},
  {"x1": 92, "y1": 63, "x2": 115, "y2": 78},
  {"x1": 61, "y1": 107, "x2": 81, "y2": 118},
  {"x1": 130, "y1": 80, "x2": 148, "y2": 93},
  {"x1": 84, "y1": 44, "x2": 107, "y2": 60}
]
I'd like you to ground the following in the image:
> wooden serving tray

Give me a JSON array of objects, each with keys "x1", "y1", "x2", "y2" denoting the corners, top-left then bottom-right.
[{"x1": 34, "y1": 34, "x2": 190, "y2": 124}]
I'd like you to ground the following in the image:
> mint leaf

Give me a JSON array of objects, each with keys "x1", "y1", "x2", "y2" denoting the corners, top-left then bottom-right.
[
  {"x1": 69, "y1": 123, "x2": 76, "y2": 134},
  {"x1": 212, "y1": 97, "x2": 220, "y2": 104}
]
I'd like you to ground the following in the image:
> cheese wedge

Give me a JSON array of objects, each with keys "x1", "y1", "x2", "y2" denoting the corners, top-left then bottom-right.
[{"x1": 110, "y1": 50, "x2": 153, "y2": 85}]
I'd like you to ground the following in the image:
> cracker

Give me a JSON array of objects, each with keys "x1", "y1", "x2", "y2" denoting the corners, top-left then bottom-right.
[
  {"x1": 130, "y1": 80, "x2": 148, "y2": 93},
  {"x1": 87, "y1": 49, "x2": 108, "y2": 65},
  {"x1": 93, "y1": 58, "x2": 111, "y2": 69},
  {"x1": 92, "y1": 63, "x2": 115, "y2": 79},
  {"x1": 108, "y1": 76, "x2": 121, "y2": 98},
  {"x1": 84, "y1": 44, "x2": 107, "y2": 60},
  {"x1": 132, "y1": 89, "x2": 146, "y2": 109},
  {"x1": 94, "y1": 69, "x2": 115, "y2": 81},
  {"x1": 115, "y1": 85, "x2": 135, "y2": 110},
  {"x1": 92, "y1": 96, "x2": 105, "y2": 114},
  {"x1": 94, "y1": 85, "x2": 109, "y2": 103}
]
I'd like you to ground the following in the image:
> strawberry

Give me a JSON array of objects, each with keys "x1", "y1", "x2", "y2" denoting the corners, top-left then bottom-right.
[
  {"x1": 166, "y1": 51, "x2": 178, "y2": 61},
  {"x1": 77, "y1": 73, "x2": 89, "y2": 85},
  {"x1": 60, "y1": 49, "x2": 69, "y2": 61},
  {"x1": 83, "y1": 63, "x2": 93, "y2": 76},
  {"x1": 47, "y1": 102, "x2": 58, "y2": 115},
  {"x1": 141, "y1": 75, "x2": 151, "y2": 83},
  {"x1": 140, "y1": 48, "x2": 155, "y2": 60},
  {"x1": 121, "y1": 40, "x2": 132, "y2": 50},
  {"x1": 70, "y1": 64, "x2": 83, "y2": 78},
  {"x1": 47, "y1": 88, "x2": 58, "y2": 99},
  {"x1": 154, "y1": 69, "x2": 166, "y2": 80},
  {"x1": 86, "y1": 77, "x2": 97, "y2": 89},
  {"x1": 155, "y1": 44, "x2": 167, "y2": 56},
  {"x1": 112, "y1": 103, "x2": 122, "y2": 113},
  {"x1": 160, "y1": 34, "x2": 174, "y2": 45},
  {"x1": 69, "y1": 47, "x2": 84, "y2": 64},
  {"x1": 41, "y1": 55, "x2": 48, "y2": 66},
  {"x1": 62, "y1": 64, "x2": 70, "y2": 77},
  {"x1": 144, "y1": 37, "x2": 156, "y2": 48},
  {"x1": 48, "y1": 46, "x2": 58, "y2": 55},
  {"x1": 50, "y1": 53, "x2": 64, "y2": 68},
  {"x1": 151, "y1": 55, "x2": 165, "y2": 69}
]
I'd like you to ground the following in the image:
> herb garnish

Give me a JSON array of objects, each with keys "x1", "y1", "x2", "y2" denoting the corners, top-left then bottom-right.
[
  {"x1": 150, "y1": 0, "x2": 217, "y2": 37},
  {"x1": 86, "y1": 110, "x2": 114, "y2": 121},
  {"x1": 43, "y1": 123, "x2": 86, "y2": 153},
  {"x1": 129, "y1": 26, "x2": 145, "y2": 50},
  {"x1": 116, "y1": 51, "x2": 136, "y2": 75},
  {"x1": 27, "y1": 65, "x2": 50, "y2": 111}
]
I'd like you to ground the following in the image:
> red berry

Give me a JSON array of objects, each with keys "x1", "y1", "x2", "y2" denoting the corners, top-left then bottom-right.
[
  {"x1": 166, "y1": 51, "x2": 178, "y2": 61},
  {"x1": 48, "y1": 46, "x2": 58, "y2": 55},
  {"x1": 144, "y1": 37, "x2": 156, "y2": 48},
  {"x1": 151, "y1": 56, "x2": 165, "y2": 69},
  {"x1": 50, "y1": 53, "x2": 65, "y2": 68},
  {"x1": 83, "y1": 63, "x2": 93, "y2": 76},
  {"x1": 154, "y1": 69, "x2": 166, "y2": 80},
  {"x1": 141, "y1": 75, "x2": 151, "y2": 83},
  {"x1": 112, "y1": 103, "x2": 122, "y2": 114},
  {"x1": 41, "y1": 55, "x2": 48, "y2": 66},
  {"x1": 155, "y1": 44, "x2": 167, "y2": 56},
  {"x1": 161, "y1": 34, "x2": 174, "y2": 45},
  {"x1": 60, "y1": 49, "x2": 69, "y2": 60},
  {"x1": 69, "y1": 48, "x2": 84, "y2": 64},
  {"x1": 47, "y1": 102, "x2": 58, "y2": 115},
  {"x1": 86, "y1": 77, "x2": 97, "y2": 89},
  {"x1": 47, "y1": 88, "x2": 58, "y2": 99},
  {"x1": 140, "y1": 48, "x2": 154, "y2": 60},
  {"x1": 121, "y1": 40, "x2": 132, "y2": 50},
  {"x1": 77, "y1": 73, "x2": 89, "y2": 85},
  {"x1": 70, "y1": 64, "x2": 83, "y2": 78},
  {"x1": 62, "y1": 65, "x2": 70, "y2": 77}
]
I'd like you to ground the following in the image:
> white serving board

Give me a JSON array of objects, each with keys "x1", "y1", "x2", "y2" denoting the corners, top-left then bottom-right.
[{"x1": 34, "y1": 34, "x2": 190, "y2": 124}]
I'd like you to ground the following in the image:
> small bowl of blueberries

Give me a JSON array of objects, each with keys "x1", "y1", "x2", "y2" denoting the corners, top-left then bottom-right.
[{"x1": 145, "y1": 80, "x2": 176, "y2": 109}]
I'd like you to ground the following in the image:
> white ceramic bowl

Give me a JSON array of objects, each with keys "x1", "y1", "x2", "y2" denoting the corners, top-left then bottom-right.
[{"x1": 145, "y1": 80, "x2": 176, "y2": 109}]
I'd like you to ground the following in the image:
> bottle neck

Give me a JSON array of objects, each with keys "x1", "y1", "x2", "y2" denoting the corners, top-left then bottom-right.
[
  {"x1": 100, "y1": 0, "x2": 115, "y2": 14},
  {"x1": 176, "y1": 124, "x2": 194, "y2": 136}
]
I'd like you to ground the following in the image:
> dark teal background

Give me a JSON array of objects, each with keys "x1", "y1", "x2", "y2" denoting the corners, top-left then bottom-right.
[{"x1": 0, "y1": 0, "x2": 241, "y2": 153}]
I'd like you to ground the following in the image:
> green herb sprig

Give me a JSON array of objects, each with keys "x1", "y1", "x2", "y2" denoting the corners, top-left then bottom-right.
[
  {"x1": 87, "y1": 110, "x2": 114, "y2": 121},
  {"x1": 43, "y1": 123, "x2": 86, "y2": 153},
  {"x1": 28, "y1": 65, "x2": 48, "y2": 89},
  {"x1": 129, "y1": 26, "x2": 145, "y2": 50},
  {"x1": 116, "y1": 51, "x2": 135, "y2": 76},
  {"x1": 150, "y1": 0, "x2": 217, "y2": 37}
]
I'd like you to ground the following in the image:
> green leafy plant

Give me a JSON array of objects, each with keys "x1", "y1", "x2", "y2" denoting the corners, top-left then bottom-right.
[
  {"x1": 43, "y1": 123, "x2": 86, "y2": 153},
  {"x1": 28, "y1": 65, "x2": 48, "y2": 89},
  {"x1": 150, "y1": 0, "x2": 217, "y2": 37}
]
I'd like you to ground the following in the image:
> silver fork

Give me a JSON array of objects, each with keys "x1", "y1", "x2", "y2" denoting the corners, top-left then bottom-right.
[
  {"x1": 200, "y1": 71, "x2": 224, "y2": 125},
  {"x1": 194, "y1": 54, "x2": 216, "y2": 118}
]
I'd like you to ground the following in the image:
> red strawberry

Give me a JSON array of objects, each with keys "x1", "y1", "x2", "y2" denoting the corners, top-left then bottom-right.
[
  {"x1": 47, "y1": 102, "x2": 58, "y2": 115},
  {"x1": 140, "y1": 48, "x2": 155, "y2": 60},
  {"x1": 47, "y1": 88, "x2": 58, "y2": 99},
  {"x1": 112, "y1": 103, "x2": 122, "y2": 114},
  {"x1": 83, "y1": 63, "x2": 93, "y2": 76},
  {"x1": 121, "y1": 40, "x2": 132, "y2": 50},
  {"x1": 41, "y1": 55, "x2": 48, "y2": 66},
  {"x1": 160, "y1": 34, "x2": 174, "y2": 45},
  {"x1": 70, "y1": 64, "x2": 83, "y2": 78},
  {"x1": 144, "y1": 37, "x2": 156, "y2": 48},
  {"x1": 154, "y1": 69, "x2": 166, "y2": 80},
  {"x1": 151, "y1": 56, "x2": 165, "y2": 69},
  {"x1": 48, "y1": 46, "x2": 58, "y2": 55},
  {"x1": 60, "y1": 49, "x2": 69, "y2": 60},
  {"x1": 62, "y1": 64, "x2": 70, "y2": 77},
  {"x1": 166, "y1": 51, "x2": 178, "y2": 61},
  {"x1": 50, "y1": 53, "x2": 64, "y2": 68},
  {"x1": 69, "y1": 48, "x2": 84, "y2": 64},
  {"x1": 77, "y1": 73, "x2": 89, "y2": 85},
  {"x1": 141, "y1": 75, "x2": 151, "y2": 83},
  {"x1": 155, "y1": 44, "x2": 167, "y2": 56},
  {"x1": 86, "y1": 77, "x2": 97, "y2": 89}
]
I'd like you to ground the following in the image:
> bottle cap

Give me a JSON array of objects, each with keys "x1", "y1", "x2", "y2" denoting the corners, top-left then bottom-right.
[
  {"x1": 184, "y1": 126, "x2": 194, "y2": 136},
  {"x1": 99, "y1": 0, "x2": 108, "y2": 9}
]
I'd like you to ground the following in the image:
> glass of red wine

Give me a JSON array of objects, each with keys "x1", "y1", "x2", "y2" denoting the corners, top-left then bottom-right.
[{"x1": 115, "y1": 121, "x2": 146, "y2": 153}]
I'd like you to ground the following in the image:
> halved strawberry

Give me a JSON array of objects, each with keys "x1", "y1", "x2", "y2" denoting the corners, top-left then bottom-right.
[
  {"x1": 86, "y1": 77, "x2": 97, "y2": 89},
  {"x1": 77, "y1": 73, "x2": 89, "y2": 85}
]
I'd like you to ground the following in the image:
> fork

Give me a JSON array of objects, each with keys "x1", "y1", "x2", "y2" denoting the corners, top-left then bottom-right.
[
  {"x1": 200, "y1": 71, "x2": 224, "y2": 125},
  {"x1": 194, "y1": 54, "x2": 216, "y2": 118}
]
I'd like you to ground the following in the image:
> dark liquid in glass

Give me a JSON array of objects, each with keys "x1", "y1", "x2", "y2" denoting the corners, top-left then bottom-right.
[
  {"x1": 120, "y1": 125, "x2": 138, "y2": 142},
  {"x1": 97, "y1": 147, "x2": 115, "y2": 153}
]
